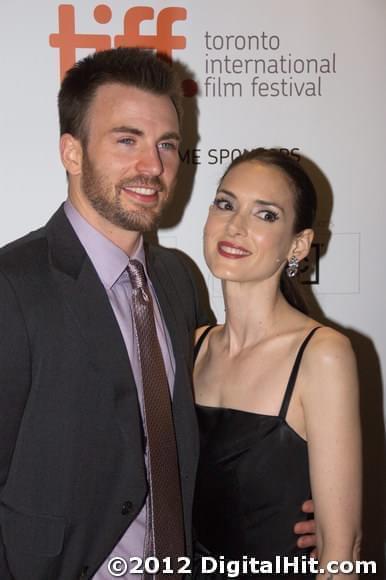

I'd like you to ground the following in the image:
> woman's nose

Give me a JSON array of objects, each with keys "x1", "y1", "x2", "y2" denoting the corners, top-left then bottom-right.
[{"x1": 226, "y1": 212, "x2": 248, "y2": 236}]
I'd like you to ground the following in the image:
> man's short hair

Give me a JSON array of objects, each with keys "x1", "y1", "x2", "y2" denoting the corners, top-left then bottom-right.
[{"x1": 58, "y1": 47, "x2": 182, "y2": 142}]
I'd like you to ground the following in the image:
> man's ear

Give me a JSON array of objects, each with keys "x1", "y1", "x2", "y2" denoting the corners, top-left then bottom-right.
[
  {"x1": 60, "y1": 134, "x2": 82, "y2": 176},
  {"x1": 288, "y1": 229, "x2": 314, "y2": 262}
]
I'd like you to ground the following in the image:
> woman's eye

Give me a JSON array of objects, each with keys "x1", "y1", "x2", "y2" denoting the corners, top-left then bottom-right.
[
  {"x1": 213, "y1": 198, "x2": 234, "y2": 211},
  {"x1": 258, "y1": 210, "x2": 279, "y2": 222}
]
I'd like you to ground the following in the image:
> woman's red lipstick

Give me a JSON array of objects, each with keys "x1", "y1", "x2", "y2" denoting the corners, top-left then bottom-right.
[{"x1": 217, "y1": 241, "x2": 251, "y2": 259}]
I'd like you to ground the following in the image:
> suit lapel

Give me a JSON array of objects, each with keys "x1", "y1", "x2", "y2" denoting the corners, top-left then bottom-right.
[
  {"x1": 146, "y1": 246, "x2": 199, "y2": 524},
  {"x1": 145, "y1": 246, "x2": 193, "y2": 413},
  {"x1": 45, "y1": 207, "x2": 145, "y2": 456},
  {"x1": 145, "y1": 246, "x2": 187, "y2": 363}
]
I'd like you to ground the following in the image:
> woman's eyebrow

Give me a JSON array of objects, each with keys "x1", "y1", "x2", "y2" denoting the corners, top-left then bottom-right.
[
  {"x1": 217, "y1": 188, "x2": 284, "y2": 212},
  {"x1": 216, "y1": 188, "x2": 236, "y2": 198},
  {"x1": 254, "y1": 198, "x2": 284, "y2": 212}
]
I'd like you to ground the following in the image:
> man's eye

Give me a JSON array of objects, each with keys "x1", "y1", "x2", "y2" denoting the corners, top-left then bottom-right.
[
  {"x1": 118, "y1": 138, "x2": 135, "y2": 145},
  {"x1": 213, "y1": 198, "x2": 233, "y2": 211},
  {"x1": 158, "y1": 142, "x2": 177, "y2": 150},
  {"x1": 258, "y1": 210, "x2": 279, "y2": 222}
]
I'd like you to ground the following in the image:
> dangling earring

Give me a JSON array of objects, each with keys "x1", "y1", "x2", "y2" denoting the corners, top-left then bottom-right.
[{"x1": 286, "y1": 255, "x2": 299, "y2": 278}]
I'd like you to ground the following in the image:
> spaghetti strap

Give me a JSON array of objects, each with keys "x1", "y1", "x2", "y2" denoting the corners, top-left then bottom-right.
[
  {"x1": 194, "y1": 325, "x2": 217, "y2": 362},
  {"x1": 279, "y1": 326, "x2": 322, "y2": 419}
]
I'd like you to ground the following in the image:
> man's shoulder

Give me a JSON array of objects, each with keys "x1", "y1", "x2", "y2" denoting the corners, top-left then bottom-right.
[
  {"x1": 0, "y1": 205, "x2": 73, "y2": 276},
  {"x1": 147, "y1": 243, "x2": 182, "y2": 264},
  {"x1": 0, "y1": 226, "x2": 48, "y2": 275},
  {"x1": 146, "y1": 243, "x2": 195, "y2": 281}
]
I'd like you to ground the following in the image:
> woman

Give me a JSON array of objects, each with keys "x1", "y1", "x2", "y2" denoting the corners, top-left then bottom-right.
[{"x1": 193, "y1": 149, "x2": 361, "y2": 578}]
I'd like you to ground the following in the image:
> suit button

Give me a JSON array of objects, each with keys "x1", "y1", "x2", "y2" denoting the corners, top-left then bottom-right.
[
  {"x1": 121, "y1": 500, "x2": 133, "y2": 515},
  {"x1": 79, "y1": 565, "x2": 89, "y2": 578}
]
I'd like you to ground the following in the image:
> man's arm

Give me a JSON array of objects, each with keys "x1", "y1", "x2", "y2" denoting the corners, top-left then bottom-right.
[{"x1": 0, "y1": 270, "x2": 32, "y2": 578}]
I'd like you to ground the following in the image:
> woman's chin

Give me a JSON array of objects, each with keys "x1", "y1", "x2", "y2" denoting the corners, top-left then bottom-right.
[{"x1": 207, "y1": 264, "x2": 248, "y2": 283}]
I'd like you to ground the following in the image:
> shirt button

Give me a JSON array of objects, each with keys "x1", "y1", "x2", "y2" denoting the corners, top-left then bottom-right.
[{"x1": 121, "y1": 500, "x2": 133, "y2": 515}]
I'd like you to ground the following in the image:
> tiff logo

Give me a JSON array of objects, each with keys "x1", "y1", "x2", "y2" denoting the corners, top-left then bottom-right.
[{"x1": 49, "y1": 4, "x2": 187, "y2": 80}]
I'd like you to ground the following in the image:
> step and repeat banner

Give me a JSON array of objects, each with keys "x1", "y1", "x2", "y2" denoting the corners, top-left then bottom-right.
[{"x1": 1, "y1": 0, "x2": 385, "y2": 568}]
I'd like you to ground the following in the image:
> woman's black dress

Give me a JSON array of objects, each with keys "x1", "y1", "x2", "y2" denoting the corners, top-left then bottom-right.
[{"x1": 193, "y1": 327, "x2": 320, "y2": 578}]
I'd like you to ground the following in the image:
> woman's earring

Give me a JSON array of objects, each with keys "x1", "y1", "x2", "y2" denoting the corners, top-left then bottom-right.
[{"x1": 286, "y1": 255, "x2": 299, "y2": 278}]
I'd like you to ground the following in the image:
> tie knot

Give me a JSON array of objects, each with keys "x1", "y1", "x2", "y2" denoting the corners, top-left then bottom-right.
[{"x1": 127, "y1": 259, "x2": 147, "y2": 290}]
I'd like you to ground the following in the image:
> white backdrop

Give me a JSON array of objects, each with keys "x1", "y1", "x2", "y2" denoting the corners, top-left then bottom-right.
[{"x1": 1, "y1": 0, "x2": 385, "y2": 569}]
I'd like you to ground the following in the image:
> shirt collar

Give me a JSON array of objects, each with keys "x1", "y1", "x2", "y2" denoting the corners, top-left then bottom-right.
[{"x1": 64, "y1": 198, "x2": 148, "y2": 289}]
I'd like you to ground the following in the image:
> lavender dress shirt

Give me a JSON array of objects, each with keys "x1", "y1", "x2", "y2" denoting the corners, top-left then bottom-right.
[{"x1": 64, "y1": 200, "x2": 175, "y2": 578}]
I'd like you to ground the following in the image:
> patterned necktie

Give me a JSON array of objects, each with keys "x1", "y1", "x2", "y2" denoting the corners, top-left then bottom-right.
[{"x1": 127, "y1": 259, "x2": 185, "y2": 576}]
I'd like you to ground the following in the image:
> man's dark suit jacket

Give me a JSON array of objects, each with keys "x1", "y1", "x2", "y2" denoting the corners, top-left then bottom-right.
[{"x1": 0, "y1": 206, "x2": 207, "y2": 579}]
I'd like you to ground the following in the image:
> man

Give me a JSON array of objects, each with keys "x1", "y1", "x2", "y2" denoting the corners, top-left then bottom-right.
[{"x1": 0, "y1": 48, "x2": 315, "y2": 579}]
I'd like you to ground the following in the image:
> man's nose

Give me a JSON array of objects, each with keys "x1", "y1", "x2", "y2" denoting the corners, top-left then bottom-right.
[{"x1": 136, "y1": 146, "x2": 163, "y2": 176}]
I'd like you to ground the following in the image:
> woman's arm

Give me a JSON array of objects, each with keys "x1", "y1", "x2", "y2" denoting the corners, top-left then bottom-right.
[{"x1": 301, "y1": 328, "x2": 362, "y2": 579}]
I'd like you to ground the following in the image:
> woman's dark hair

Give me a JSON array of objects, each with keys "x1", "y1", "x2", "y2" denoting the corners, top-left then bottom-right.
[
  {"x1": 221, "y1": 148, "x2": 317, "y2": 314},
  {"x1": 58, "y1": 47, "x2": 182, "y2": 144}
]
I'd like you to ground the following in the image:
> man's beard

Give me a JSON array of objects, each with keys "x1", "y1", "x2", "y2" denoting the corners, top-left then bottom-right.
[{"x1": 80, "y1": 151, "x2": 170, "y2": 232}]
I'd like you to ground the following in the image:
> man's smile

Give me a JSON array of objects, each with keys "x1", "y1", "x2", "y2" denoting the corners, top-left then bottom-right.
[{"x1": 120, "y1": 185, "x2": 160, "y2": 204}]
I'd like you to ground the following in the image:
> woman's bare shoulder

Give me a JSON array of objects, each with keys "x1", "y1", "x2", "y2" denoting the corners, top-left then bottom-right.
[
  {"x1": 299, "y1": 324, "x2": 358, "y2": 406},
  {"x1": 194, "y1": 325, "x2": 214, "y2": 346},
  {"x1": 304, "y1": 325, "x2": 354, "y2": 365}
]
